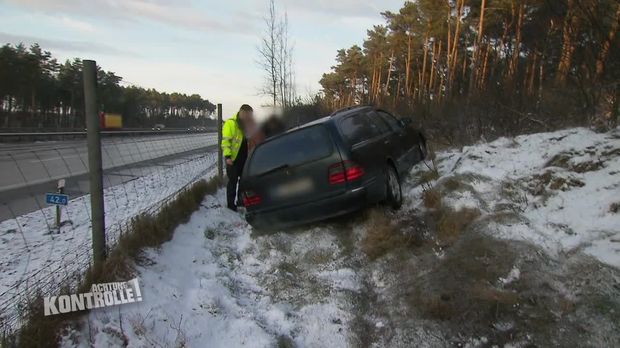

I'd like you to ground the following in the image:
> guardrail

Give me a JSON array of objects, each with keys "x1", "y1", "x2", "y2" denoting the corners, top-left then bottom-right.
[{"x1": 0, "y1": 129, "x2": 217, "y2": 143}]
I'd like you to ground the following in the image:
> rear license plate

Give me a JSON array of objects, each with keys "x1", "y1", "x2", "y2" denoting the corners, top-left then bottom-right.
[{"x1": 273, "y1": 178, "x2": 314, "y2": 199}]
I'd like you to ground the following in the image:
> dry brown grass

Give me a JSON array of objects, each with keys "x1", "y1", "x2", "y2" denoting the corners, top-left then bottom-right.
[
  {"x1": 419, "y1": 169, "x2": 440, "y2": 184},
  {"x1": 407, "y1": 234, "x2": 520, "y2": 325},
  {"x1": 527, "y1": 170, "x2": 585, "y2": 197},
  {"x1": 469, "y1": 283, "x2": 519, "y2": 305},
  {"x1": 546, "y1": 152, "x2": 605, "y2": 173},
  {"x1": 435, "y1": 207, "x2": 480, "y2": 245},
  {"x1": 12, "y1": 176, "x2": 223, "y2": 348},
  {"x1": 423, "y1": 187, "x2": 442, "y2": 210},
  {"x1": 361, "y1": 210, "x2": 402, "y2": 260},
  {"x1": 441, "y1": 177, "x2": 463, "y2": 192}
]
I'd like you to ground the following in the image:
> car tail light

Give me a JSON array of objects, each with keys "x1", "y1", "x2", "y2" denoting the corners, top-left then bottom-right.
[
  {"x1": 329, "y1": 161, "x2": 364, "y2": 185},
  {"x1": 242, "y1": 191, "x2": 262, "y2": 207}
]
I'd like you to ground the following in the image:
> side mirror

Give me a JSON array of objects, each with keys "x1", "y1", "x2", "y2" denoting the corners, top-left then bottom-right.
[{"x1": 399, "y1": 117, "x2": 413, "y2": 127}]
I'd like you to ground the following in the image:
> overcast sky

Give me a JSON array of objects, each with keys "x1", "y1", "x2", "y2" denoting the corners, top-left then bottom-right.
[{"x1": 0, "y1": 0, "x2": 404, "y2": 118}]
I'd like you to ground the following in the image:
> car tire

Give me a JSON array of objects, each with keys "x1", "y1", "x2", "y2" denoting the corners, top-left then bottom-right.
[{"x1": 385, "y1": 164, "x2": 403, "y2": 210}]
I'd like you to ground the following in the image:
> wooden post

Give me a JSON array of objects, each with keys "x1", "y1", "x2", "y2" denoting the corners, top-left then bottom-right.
[
  {"x1": 83, "y1": 59, "x2": 106, "y2": 267},
  {"x1": 217, "y1": 103, "x2": 223, "y2": 179}
]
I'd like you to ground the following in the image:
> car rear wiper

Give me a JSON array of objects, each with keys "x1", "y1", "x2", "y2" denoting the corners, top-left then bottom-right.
[{"x1": 259, "y1": 163, "x2": 289, "y2": 177}]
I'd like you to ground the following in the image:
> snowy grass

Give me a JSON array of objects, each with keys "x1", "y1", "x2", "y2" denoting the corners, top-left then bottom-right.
[
  {"x1": 14, "y1": 176, "x2": 223, "y2": 348},
  {"x1": 57, "y1": 126, "x2": 620, "y2": 347},
  {"x1": 433, "y1": 127, "x2": 620, "y2": 267}
]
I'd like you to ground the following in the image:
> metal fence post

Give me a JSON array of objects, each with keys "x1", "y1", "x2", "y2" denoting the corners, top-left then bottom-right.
[
  {"x1": 83, "y1": 59, "x2": 106, "y2": 267},
  {"x1": 217, "y1": 103, "x2": 223, "y2": 179}
]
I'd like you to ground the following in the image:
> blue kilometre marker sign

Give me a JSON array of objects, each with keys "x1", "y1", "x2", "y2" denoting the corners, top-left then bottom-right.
[{"x1": 46, "y1": 193, "x2": 69, "y2": 206}]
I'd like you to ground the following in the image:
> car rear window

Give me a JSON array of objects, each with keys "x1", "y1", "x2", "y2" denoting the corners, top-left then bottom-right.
[{"x1": 248, "y1": 125, "x2": 333, "y2": 176}]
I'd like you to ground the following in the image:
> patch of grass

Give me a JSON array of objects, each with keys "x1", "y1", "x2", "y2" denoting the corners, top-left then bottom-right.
[
  {"x1": 416, "y1": 145, "x2": 440, "y2": 186},
  {"x1": 361, "y1": 210, "x2": 402, "y2": 260},
  {"x1": 610, "y1": 202, "x2": 620, "y2": 214},
  {"x1": 546, "y1": 152, "x2": 605, "y2": 173},
  {"x1": 469, "y1": 283, "x2": 519, "y2": 305},
  {"x1": 408, "y1": 234, "x2": 519, "y2": 323},
  {"x1": 572, "y1": 161, "x2": 604, "y2": 173},
  {"x1": 527, "y1": 170, "x2": 584, "y2": 198},
  {"x1": 423, "y1": 187, "x2": 442, "y2": 210},
  {"x1": 361, "y1": 207, "x2": 434, "y2": 260},
  {"x1": 302, "y1": 248, "x2": 334, "y2": 265},
  {"x1": 546, "y1": 153, "x2": 573, "y2": 168},
  {"x1": 602, "y1": 147, "x2": 620, "y2": 157},
  {"x1": 11, "y1": 176, "x2": 223, "y2": 348},
  {"x1": 419, "y1": 169, "x2": 440, "y2": 184},
  {"x1": 435, "y1": 207, "x2": 480, "y2": 245},
  {"x1": 441, "y1": 177, "x2": 464, "y2": 192}
]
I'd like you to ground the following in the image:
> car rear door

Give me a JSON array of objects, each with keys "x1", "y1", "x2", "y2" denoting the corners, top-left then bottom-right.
[
  {"x1": 337, "y1": 112, "x2": 387, "y2": 197},
  {"x1": 242, "y1": 125, "x2": 345, "y2": 211}
]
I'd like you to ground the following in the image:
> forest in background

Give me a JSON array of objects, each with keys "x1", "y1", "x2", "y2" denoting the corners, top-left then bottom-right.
[
  {"x1": 304, "y1": 0, "x2": 620, "y2": 145},
  {"x1": 0, "y1": 43, "x2": 217, "y2": 130}
]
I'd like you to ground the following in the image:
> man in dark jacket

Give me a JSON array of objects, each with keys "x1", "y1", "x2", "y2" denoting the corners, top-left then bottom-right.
[{"x1": 261, "y1": 114, "x2": 286, "y2": 139}]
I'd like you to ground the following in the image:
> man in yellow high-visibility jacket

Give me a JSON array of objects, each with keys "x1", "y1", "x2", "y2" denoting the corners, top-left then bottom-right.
[{"x1": 222, "y1": 104, "x2": 253, "y2": 211}]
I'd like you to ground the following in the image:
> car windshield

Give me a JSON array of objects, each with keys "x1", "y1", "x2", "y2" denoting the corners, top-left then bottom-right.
[{"x1": 248, "y1": 125, "x2": 333, "y2": 176}]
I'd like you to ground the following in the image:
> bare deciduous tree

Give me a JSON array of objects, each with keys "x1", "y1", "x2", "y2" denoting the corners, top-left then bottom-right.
[{"x1": 257, "y1": 0, "x2": 296, "y2": 108}]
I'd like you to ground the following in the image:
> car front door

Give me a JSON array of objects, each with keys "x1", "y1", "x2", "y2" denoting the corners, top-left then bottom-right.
[{"x1": 374, "y1": 110, "x2": 413, "y2": 175}]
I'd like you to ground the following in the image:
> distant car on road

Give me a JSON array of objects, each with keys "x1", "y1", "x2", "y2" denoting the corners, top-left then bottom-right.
[
  {"x1": 152, "y1": 124, "x2": 165, "y2": 131},
  {"x1": 240, "y1": 105, "x2": 427, "y2": 229}
]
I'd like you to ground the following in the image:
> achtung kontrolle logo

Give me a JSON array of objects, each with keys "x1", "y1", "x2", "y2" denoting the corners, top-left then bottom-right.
[{"x1": 44, "y1": 278, "x2": 142, "y2": 316}]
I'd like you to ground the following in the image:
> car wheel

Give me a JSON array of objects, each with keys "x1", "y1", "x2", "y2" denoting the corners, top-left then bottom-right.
[{"x1": 385, "y1": 164, "x2": 403, "y2": 210}]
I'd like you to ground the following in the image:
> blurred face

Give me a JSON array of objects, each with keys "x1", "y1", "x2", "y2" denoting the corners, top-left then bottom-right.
[{"x1": 238, "y1": 110, "x2": 253, "y2": 123}]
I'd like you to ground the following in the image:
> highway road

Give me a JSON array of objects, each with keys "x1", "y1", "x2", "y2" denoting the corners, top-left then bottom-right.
[{"x1": 0, "y1": 133, "x2": 218, "y2": 219}]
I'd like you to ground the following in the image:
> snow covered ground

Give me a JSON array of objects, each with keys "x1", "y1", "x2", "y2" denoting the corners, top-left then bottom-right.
[
  {"x1": 430, "y1": 127, "x2": 620, "y2": 268},
  {"x1": 0, "y1": 152, "x2": 217, "y2": 332},
  {"x1": 60, "y1": 127, "x2": 620, "y2": 347},
  {"x1": 61, "y1": 190, "x2": 365, "y2": 347}
]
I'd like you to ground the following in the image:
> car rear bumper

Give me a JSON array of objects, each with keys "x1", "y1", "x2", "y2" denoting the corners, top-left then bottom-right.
[{"x1": 245, "y1": 186, "x2": 368, "y2": 229}]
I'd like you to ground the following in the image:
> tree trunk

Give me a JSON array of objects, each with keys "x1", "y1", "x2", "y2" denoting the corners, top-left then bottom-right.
[
  {"x1": 479, "y1": 44, "x2": 490, "y2": 90},
  {"x1": 527, "y1": 53, "x2": 538, "y2": 95},
  {"x1": 420, "y1": 29, "x2": 430, "y2": 99},
  {"x1": 450, "y1": 0, "x2": 464, "y2": 74},
  {"x1": 469, "y1": 0, "x2": 487, "y2": 95},
  {"x1": 509, "y1": 1, "x2": 524, "y2": 79},
  {"x1": 385, "y1": 50, "x2": 394, "y2": 96},
  {"x1": 5, "y1": 96, "x2": 12, "y2": 127},
  {"x1": 394, "y1": 75, "x2": 402, "y2": 106},
  {"x1": 431, "y1": 40, "x2": 444, "y2": 98},
  {"x1": 406, "y1": 34, "x2": 412, "y2": 97},
  {"x1": 375, "y1": 54, "x2": 384, "y2": 102},
  {"x1": 556, "y1": 0, "x2": 578, "y2": 86},
  {"x1": 596, "y1": 2, "x2": 620, "y2": 80}
]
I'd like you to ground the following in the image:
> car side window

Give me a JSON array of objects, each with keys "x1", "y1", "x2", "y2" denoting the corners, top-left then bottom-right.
[
  {"x1": 340, "y1": 113, "x2": 377, "y2": 145},
  {"x1": 377, "y1": 111, "x2": 401, "y2": 132},
  {"x1": 366, "y1": 111, "x2": 391, "y2": 135}
]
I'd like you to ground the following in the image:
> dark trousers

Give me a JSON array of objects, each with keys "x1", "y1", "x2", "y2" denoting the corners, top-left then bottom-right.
[{"x1": 226, "y1": 161, "x2": 243, "y2": 209}]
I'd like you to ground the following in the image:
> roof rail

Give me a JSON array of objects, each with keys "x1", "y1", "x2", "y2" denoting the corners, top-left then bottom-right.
[{"x1": 329, "y1": 105, "x2": 373, "y2": 116}]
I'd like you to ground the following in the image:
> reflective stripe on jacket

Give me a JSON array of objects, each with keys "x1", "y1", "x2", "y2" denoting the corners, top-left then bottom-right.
[{"x1": 221, "y1": 112, "x2": 244, "y2": 161}]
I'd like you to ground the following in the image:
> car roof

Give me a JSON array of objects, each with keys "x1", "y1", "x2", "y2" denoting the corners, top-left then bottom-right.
[
  {"x1": 286, "y1": 105, "x2": 373, "y2": 130},
  {"x1": 259, "y1": 105, "x2": 374, "y2": 144},
  {"x1": 329, "y1": 105, "x2": 373, "y2": 118}
]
